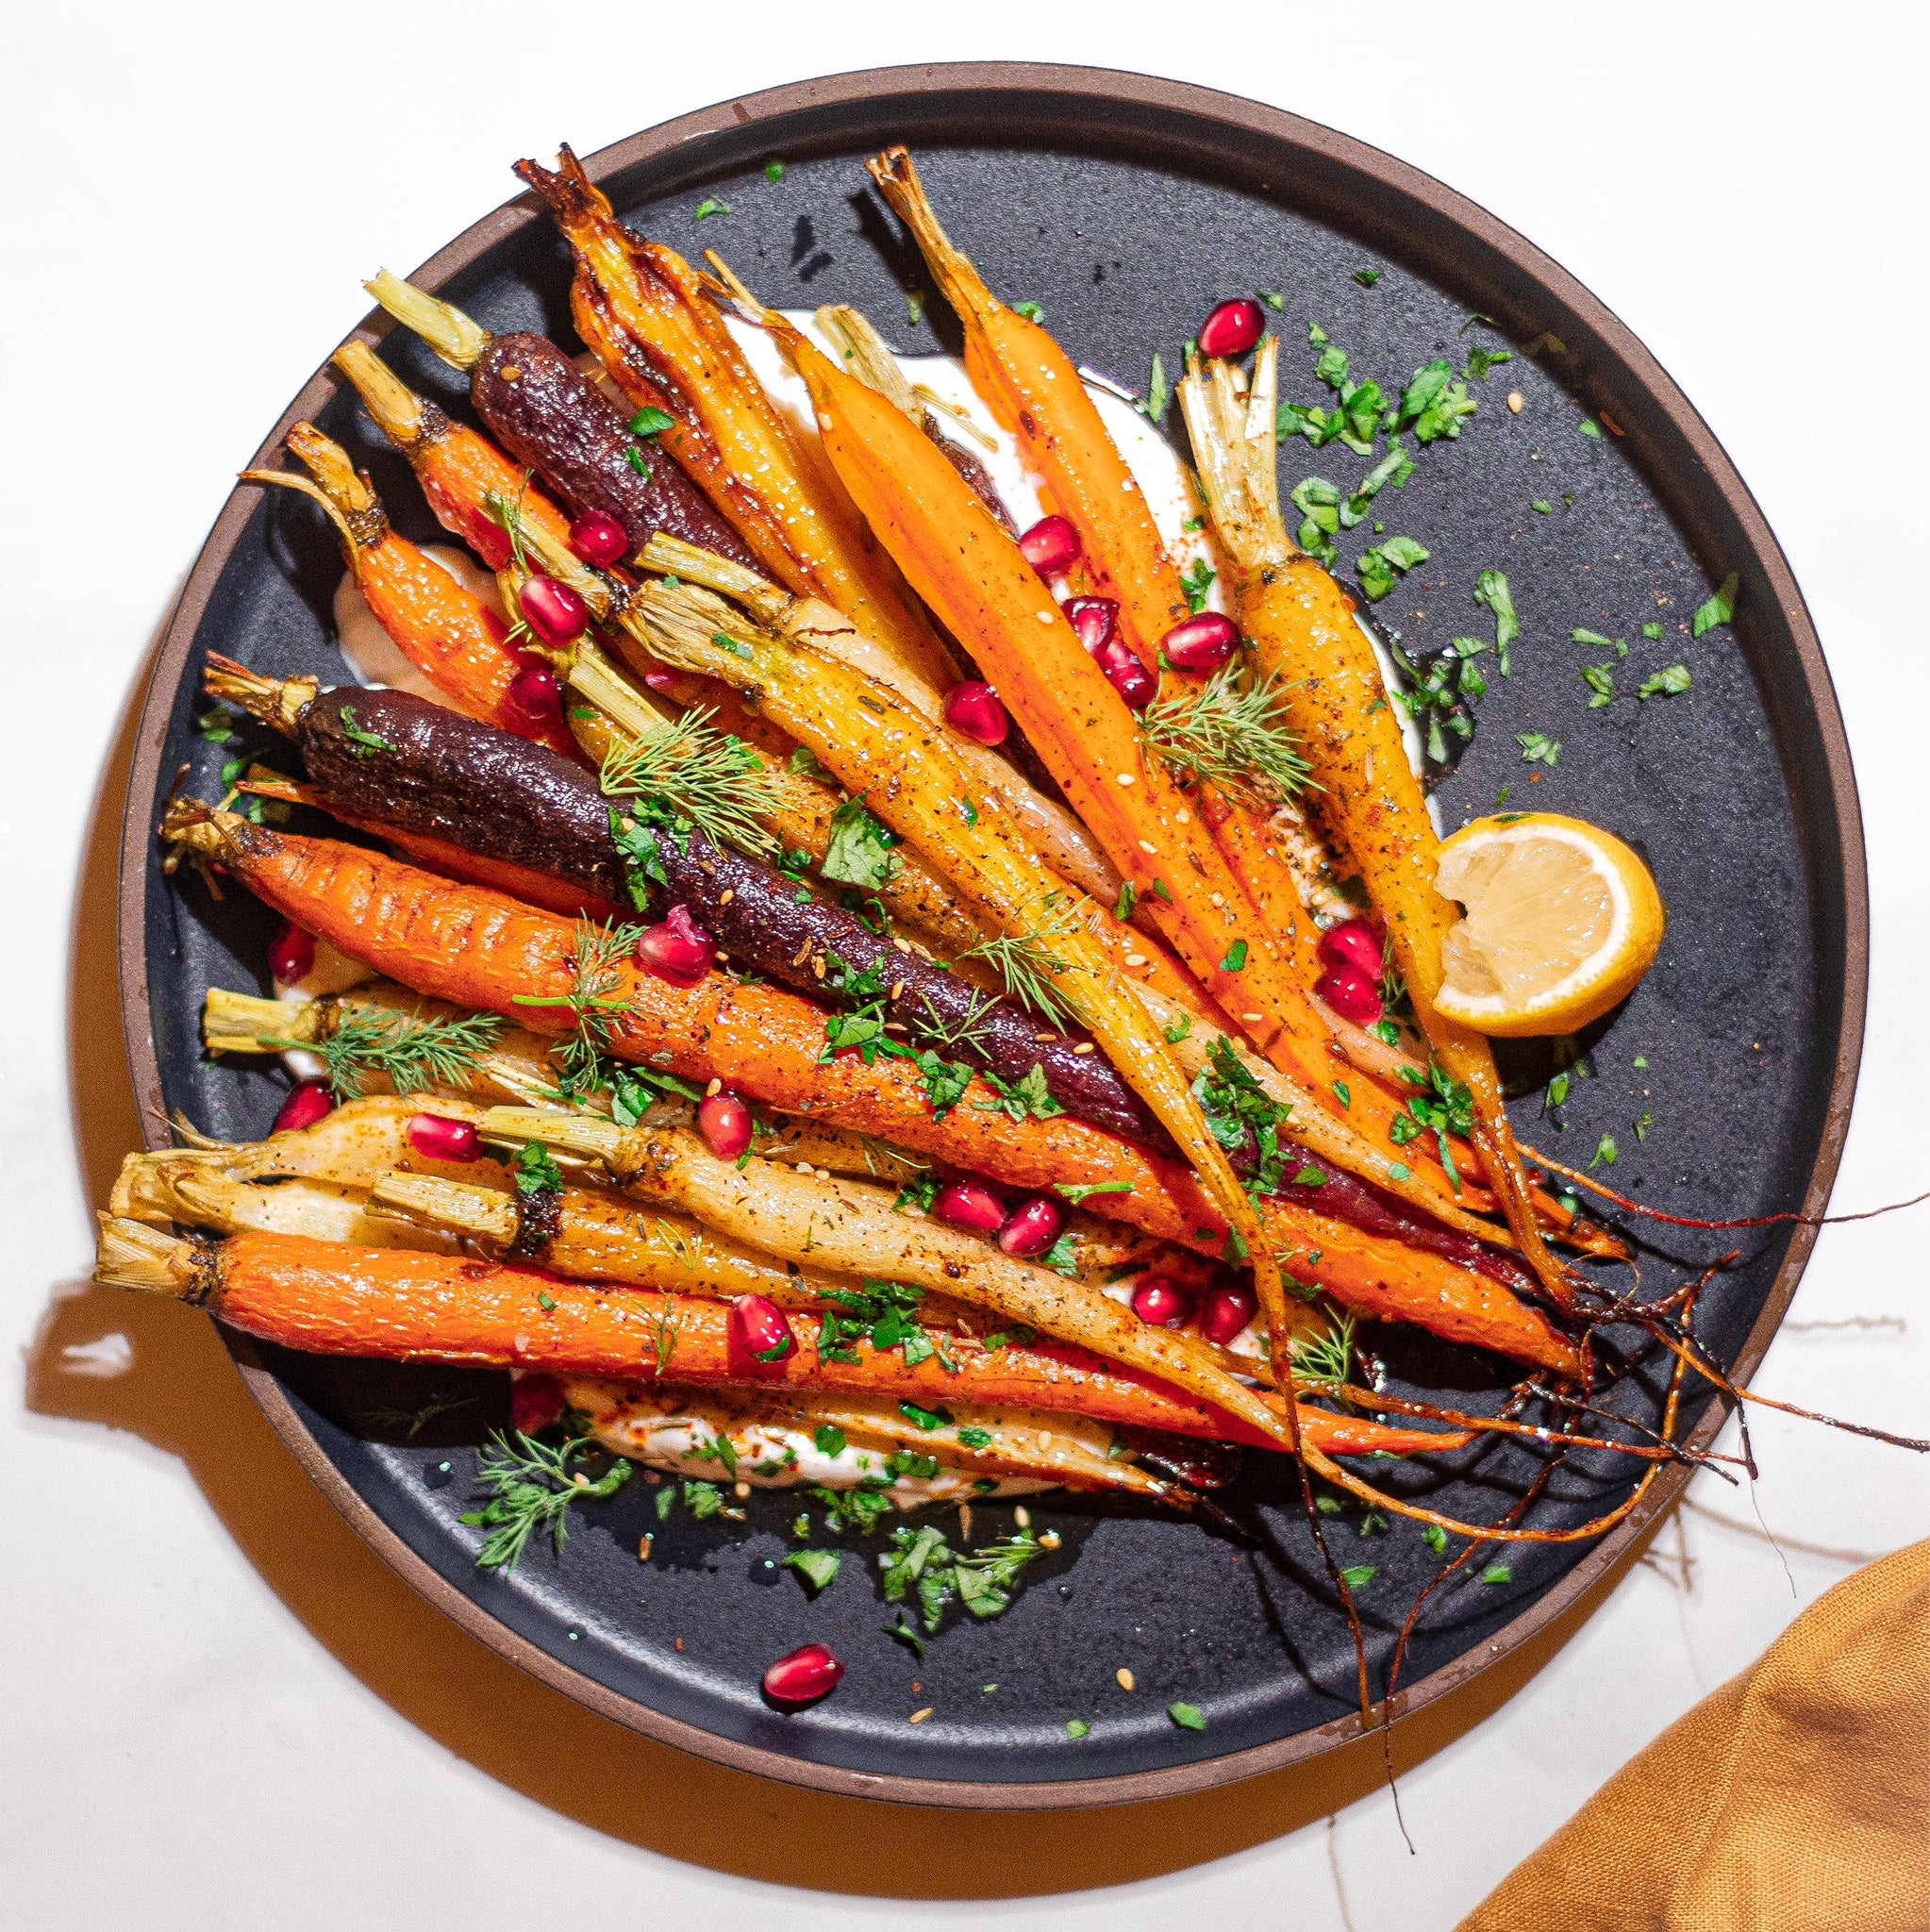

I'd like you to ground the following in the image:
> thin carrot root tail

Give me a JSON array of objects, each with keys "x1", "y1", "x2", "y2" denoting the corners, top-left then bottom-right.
[
  {"x1": 238, "y1": 465, "x2": 364, "y2": 561},
  {"x1": 699, "y1": 251, "x2": 806, "y2": 354},
  {"x1": 93, "y1": 1215, "x2": 207, "y2": 1299},
  {"x1": 362, "y1": 270, "x2": 488, "y2": 372},
  {"x1": 201, "y1": 653, "x2": 314, "y2": 735}
]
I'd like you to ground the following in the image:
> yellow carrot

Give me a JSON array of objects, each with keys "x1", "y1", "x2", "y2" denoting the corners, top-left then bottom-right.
[{"x1": 1180, "y1": 338, "x2": 1584, "y2": 1300}]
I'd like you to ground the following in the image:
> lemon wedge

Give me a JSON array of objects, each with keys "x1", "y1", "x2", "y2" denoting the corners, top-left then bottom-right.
[{"x1": 1431, "y1": 812, "x2": 1664, "y2": 1036}]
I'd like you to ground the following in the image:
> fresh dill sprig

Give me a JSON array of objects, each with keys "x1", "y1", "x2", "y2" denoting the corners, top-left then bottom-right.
[
  {"x1": 599, "y1": 708, "x2": 782, "y2": 862},
  {"x1": 458, "y1": 1430, "x2": 632, "y2": 1572},
  {"x1": 481, "y1": 471, "x2": 538, "y2": 646},
  {"x1": 953, "y1": 902, "x2": 1082, "y2": 1027},
  {"x1": 913, "y1": 986, "x2": 1002, "y2": 1059},
  {"x1": 1140, "y1": 662, "x2": 1311, "y2": 808},
  {"x1": 511, "y1": 919, "x2": 649, "y2": 1098},
  {"x1": 1292, "y1": 1310, "x2": 1357, "y2": 1395},
  {"x1": 265, "y1": 1005, "x2": 504, "y2": 1102}
]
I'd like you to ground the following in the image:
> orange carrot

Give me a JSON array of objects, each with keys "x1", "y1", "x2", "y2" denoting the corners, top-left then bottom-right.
[
  {"x1": 238, "y1": 426, "x2": 574, "y2": 758},
  {"x1": 159, "y1": 809, "x2": 1579, "y2": 1370},
  {"x1": 101, "y1": 1223, "x2": 1460, "y2": 1458},
  {"x1": 868, "y1": 146, "x2": 1326, "y2": 989}
]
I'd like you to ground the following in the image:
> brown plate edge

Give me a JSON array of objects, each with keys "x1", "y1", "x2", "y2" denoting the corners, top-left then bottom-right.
[{"x1": 112, "y1": 60, "x2": 1868, "y2": 1812}]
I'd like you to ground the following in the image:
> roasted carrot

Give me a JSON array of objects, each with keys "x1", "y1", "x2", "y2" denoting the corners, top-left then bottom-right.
[
  {"x1": 514, "y1": 147, "x2": 965, "y2": 694},
  {"x1": 483, "y1": 1108, "x2": 1318, "y2": 1450},
  {"x1": 160, "y1": 811, "x2": 1579, "y2": 1368},
  {"x1": 241, "y1": 425, "x2": 575, "y2": 758},
  {"x1": 358, "y1": 274, "x2": 759, "y2": 568},
  {"x1": 610, "y1": 574, "x2": 1285, "y2": 1330},
  {"x1": 866, "y1": 146, "x2": 1327, "y2": 990},
  {"x1": 95, "y1": 1220, "x2": 1460, "y2": 1458},
  {"x1": 1181, "y1": 340, "x2": 1587, "y2": 1303}
]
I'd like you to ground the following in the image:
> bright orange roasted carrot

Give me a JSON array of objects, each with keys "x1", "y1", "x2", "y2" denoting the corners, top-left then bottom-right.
[
  {"x1": 241, "y1": 424, "x2": 576, "y2": 758},
  {"x1": 94, "y1": 1221, "x2": 1461, "y2": 1458},
  {"x1": 514, "y1": 146, "x2": 963, "y2": 694},
  {"x1": 867, "y1": 145, "x2": 1327, "y2": 989},
  {"x1": 158, "y1": 808, "x2": 1581, "y2": 1371},
  {"x1": 1181, "y1": 341, "x2": 1587, "y2": 1304}
]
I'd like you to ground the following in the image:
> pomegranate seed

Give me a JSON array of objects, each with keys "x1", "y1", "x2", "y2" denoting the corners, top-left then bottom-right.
[
  {"x1": 1064, "y1": 595, "x2": 1120, "y2": 656},
  {"x1": 1317, "y1": 960, "x2": 1385, "y2": 1026},
  {"x1": 730, "y1": 1292, "x2": 796, "y2": 1363},
  {"x1": 1132, "y1": 1275, "x2": 1195, "y2": 1326},
  {"x1": 697, "y1": 1091, "x2": 753, "y2": 1160},
  {"x1": 1197, "y1": 297, "x2": 1266, "y2": 359},
  {"x1": 408, "y1": 1113, "x2": 479, "y2": 1163},
  {"x1": 567, "y1": 508, "x2": 629, "y2": 569},
  {"x1": 762, "y1": 1641, "x2": 843, "y2": 1707},
  {"x1": 930, "y1": 1179, "x2": 1007, "y2": 1235},
  {"x1": 997, "y1": 1195, "x2": 1064, "y2": 1258},
  {"x1": 267, "y1": 919, "x2": 315, "y2": 986},
  {"x1": 941, "y1": 680, "x2": 1009, "y2": 746},
  {"x1": 1160, "y1": 612, "x2": 1239, "y2": 674},
  {"x1": 518, "y1": 574, "x2": 590, "y2": 647},
  {"x1": 1018, "y1": 514, "x2": 1080, "y2": 577},
  {"x1": 634, "y1": 904, "x2": 715, "y2": 988},
  {"x1": 273, "y1": 1081, "x2": 334, "y2": 1134},
  {"x1": 505, "y1": 661, "x2": 564, "y2": 732},
  {"x1": 1097, "y1": 639, "x2": 1156, "y2": 709},
  {"x1": 1197, "y1": 1280, "x2": 1259, "y2": 1345},
  {"x1": 1319, "y1": 918, "x2": 1385, "y2": 980},
  {"x1": 509, "y1": 1373, "x2": 566, "y2": 1435}
]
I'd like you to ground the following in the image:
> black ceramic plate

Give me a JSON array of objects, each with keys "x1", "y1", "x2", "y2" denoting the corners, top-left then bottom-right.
[{"x1": 118, "y1": 64, "x2": 1863, "y2": 1807}]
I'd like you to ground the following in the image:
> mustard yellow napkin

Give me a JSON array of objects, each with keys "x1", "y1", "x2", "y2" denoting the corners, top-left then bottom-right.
[{"x1": 1457, "y1": 1539, "x2": 1928, "y2": 1932}]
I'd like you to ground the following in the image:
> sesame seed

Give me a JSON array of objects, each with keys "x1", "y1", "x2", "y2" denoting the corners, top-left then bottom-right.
[
  {"x1": 1014, "y1": 1505, "x2": 1031, "y2": 1527},
  {"x1": 718, "y1": 889, "x2": 734, "y2": 906},
  {"x1": 705, "y1": 1077, "x2": 723, "y2": 1097},
  {"x1": 1123, "y1": 953, "x2": 1147, "y2": 967},
  {"x1": 892, "y1": 936, "x2": 912, "y2": 954},
  {"x1": 1210, "y1": 892, "x2": 1225, "y2": 907},
  {"x1": 909, "y1": 1707, "x2": 934, "y2": 1724},
  {"x1": 1116, "y1": 1668, "x2": 1136, "y2": 1691},
  {"x1": 1038, "y1": 1431, "x2": 1054, "y2": 1448},
  {"x1": 1073, "y1": 1041, "x2": 1096, "y2": 1055},
  {"x1": 890, "y1": 981, "x2": 906, "y2": 999},
  {"x1": 1139, "y1": 841, "x2": 1158, "y2": 855},
  {"x1": 1507, "y1": 391, "x2": 1523, "y2": 412},
  {"x1": 1117, "y1": 772, "x2": 1135, "y2": 785},
  {"x1": 734, "y1": 1481, "x2": 751, "y2": 1498},
  {"x1": 1036, "y1": 609, "x2": 1054, "y2": 624},
  {"x1": 1175, "y1": 808, "x2": 1190, "y2": 824},
  {"x1": 1242, "y1": 1011, "x2": 1264, "y2": 1023}
]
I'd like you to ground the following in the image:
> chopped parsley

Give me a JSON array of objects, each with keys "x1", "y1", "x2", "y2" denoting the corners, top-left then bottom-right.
[
  {"x1": 194, "y1": 704, "x2": 240, "y2": 744},
  {"x1": 973, "y1": 1063, "x2": 1063, "y2": 1124},
  {"x1": 1423, "y1": 1524, "x2": 1448, "y2": 1555},
  {"x1": 338, "y1": 704, "x2": 392, "y2": 758},
  {"x1": 1517, "y1": 730, "x2": 1560, "y2": 766},
  {"x1": 1462, "y1": 344, "x2": 1512, "y2": 382},
  {"x1": 1641, "y1": 622, "x2": 1664, "y2": 641},
  {"x1": 1219, "y1": 939, "x2": 1249, "y2": 972},
  {"x1": 627, "y1": 406, "x2": 675, "y2": 437},
  {"x1": 1481, "y1": 1563, "x2": 1513, "y2": 1585},
  {"x1": 1113, "y1": 878, "x2": 1138, "y2": 923},
  {"x1": 813, "y1": 1424, "x2": 848, "y2": 1457},
  {"x1": 899, "y1": 1399, "x2": 953, "y2": 1432},
  {"x1": 1572, "y1": 628, "x2": 1627, "y2": 657},
  {"x1": 1639, "y1": 664, "x2": 1692, "y2": 700},
  {"x1": 1578, "y1": 418, "x2": 1602, "y2": 438},
  {"x1": 1395, "y1": 358, "x2": 1478, "y2": 442},
  {"x1": 1589, "y1": 1133, "x2": 1619, "y2": 1169},
  {"x1": 1193, "y1": 1035, "x2": 1292, "y2": 1201},
  {"x1": 881, "y1": 1523, "x2": 1046, "y2": 1633},
  {"x1": 783, "y1": 1549, "x2": 841, "y2": 1594},
  {"x1": 1179, "y1": 557, "x2": 1215, "y2": 612},
  {"x1": 1168, "y1": 1701, "x2": 1207, "y2": 1730},
  {"x1": 821, "y1": 794, "x2": 903, "y2": 891},
  {"x1": 1011, "y1": 300, "x2": 1045, "y2": 323},
  {"x1": 1581, "y1": 664, "x2": 1616, "y2": 708},
  {"x1": 1055, "y1": 1180, "x2": 1133, "y2": 1205},
  {"x1": 691, "y1": 196, "x2": 731, "y2": 222},
  {"x1": 1355, "y1": 534, "x2": 1428, "y2": 603},
  {"x1": 1339, "y1": 1564, "x2": 1377, "y2": 1590},
  {"x1": 1474, "y1": 570, "x2": 1520, "y2": 675},
  {"x1": 513, "y1": 1141, "x2": 563, "y2": 1196},
  {"x1": 1066, "y1": 1718, "x2": 1091, "y2": 1738},
  {"x1": 764, "y1": 158, "x2": 785, "y2": 182}
]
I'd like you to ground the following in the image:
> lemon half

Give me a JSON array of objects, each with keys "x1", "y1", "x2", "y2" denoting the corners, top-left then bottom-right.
[{"x1": 1431, "y1": 813, "x2": 1664, "y2": 1037}]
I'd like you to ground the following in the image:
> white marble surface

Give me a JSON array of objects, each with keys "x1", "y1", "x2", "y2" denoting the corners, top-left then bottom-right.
[{"x1": 6, "y1": 5, "x2": 1925, "y2": 1924}]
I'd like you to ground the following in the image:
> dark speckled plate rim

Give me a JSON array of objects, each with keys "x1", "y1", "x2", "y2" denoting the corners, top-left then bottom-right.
[{"x1": 115, "y1": 61, "x2": 1865, "y2": 1810}]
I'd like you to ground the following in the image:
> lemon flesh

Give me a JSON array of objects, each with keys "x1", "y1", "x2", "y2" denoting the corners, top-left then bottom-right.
[{"x1": 1432, "y1": 813, "x2": 1664, "y2": 1037}]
